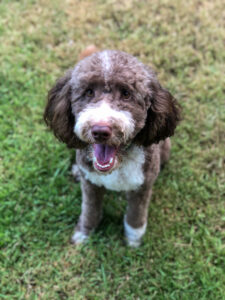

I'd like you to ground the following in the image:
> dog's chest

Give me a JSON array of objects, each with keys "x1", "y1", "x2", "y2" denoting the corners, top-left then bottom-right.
[{"x1": 80, "y1": 146, "x2": 145, "y2": 192}]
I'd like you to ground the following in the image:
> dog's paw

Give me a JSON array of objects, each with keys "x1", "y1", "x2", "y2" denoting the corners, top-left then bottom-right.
[
  {"x1": 71, "y1": 231, "x2": 88, "y2": 245},
  {"x1": 124, "y1": 217, "x2": 147, "y2": 248},
  {"x1": 71, "y1": 164, "x2": 81, "y2": 183}
]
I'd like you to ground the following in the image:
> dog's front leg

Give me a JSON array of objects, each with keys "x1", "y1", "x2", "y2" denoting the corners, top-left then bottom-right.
[
  {"x1": 71, "y1": 177, "x2": 104, "y2": 245},
  {"x1": 124, "y1": 185, "x2": 152, "y2": 247}
]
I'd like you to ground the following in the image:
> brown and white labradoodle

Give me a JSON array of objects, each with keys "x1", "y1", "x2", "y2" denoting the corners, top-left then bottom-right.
[{"x1": 44, "y1": 48, "x2": 181, "y2": 247}]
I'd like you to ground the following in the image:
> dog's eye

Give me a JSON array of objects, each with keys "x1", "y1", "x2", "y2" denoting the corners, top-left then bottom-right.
[
  {"x1": 85, "y1": 89, "x2": 94, "y2": 97},
  {"x1": 121, "y1": 89, "x2": 130, "y2": 100}
]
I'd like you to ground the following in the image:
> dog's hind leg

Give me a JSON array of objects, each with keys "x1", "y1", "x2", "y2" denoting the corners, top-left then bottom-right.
[{"x1": 159, "y1": 138, "x2": 171, "y2": 168}]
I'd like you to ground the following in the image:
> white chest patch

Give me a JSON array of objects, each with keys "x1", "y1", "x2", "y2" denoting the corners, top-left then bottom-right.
[{"x1": 80, "y1": 146, "x2": 145, "y2": 192}]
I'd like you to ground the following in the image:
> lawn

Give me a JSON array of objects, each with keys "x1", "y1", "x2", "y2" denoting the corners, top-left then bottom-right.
[{"x1": 0, "y1": 0, "x2": 224, "y2": 299}]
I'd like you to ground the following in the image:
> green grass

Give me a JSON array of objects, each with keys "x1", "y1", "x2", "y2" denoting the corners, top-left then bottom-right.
[{"x1": 0, "y1": 0, "x2": 224, "y2": 299}]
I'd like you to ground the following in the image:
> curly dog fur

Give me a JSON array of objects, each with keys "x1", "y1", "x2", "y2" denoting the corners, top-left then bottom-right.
[{"x1": 44, "y1": 48, "x2": 181, "y2": 247}]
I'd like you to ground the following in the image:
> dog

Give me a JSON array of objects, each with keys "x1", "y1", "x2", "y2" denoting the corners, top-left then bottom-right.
[{"x1": 44, "y1": 48, "x2": 181, "y2": 247}]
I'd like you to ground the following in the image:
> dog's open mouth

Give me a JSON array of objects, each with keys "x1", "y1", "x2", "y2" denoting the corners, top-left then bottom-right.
[{"x1": 93, "y1": 144, "x2": 118, "y2": 172}]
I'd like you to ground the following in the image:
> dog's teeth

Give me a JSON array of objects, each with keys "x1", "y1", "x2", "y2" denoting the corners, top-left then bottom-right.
[
  {"x1": 95, "y1": 156, "x2": 115, "y2": 169},
  {"x1": 97, "y1": 162, "x2": 110, "y2": 168}
]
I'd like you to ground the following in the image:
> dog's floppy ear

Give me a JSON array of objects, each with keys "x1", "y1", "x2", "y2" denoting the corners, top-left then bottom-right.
[
  {"x1": 44, "y1": 70, "x2": 83, "y2": 148},
  {"x1": 136, "y1": 80, "x2": 181, "y2": 146}
]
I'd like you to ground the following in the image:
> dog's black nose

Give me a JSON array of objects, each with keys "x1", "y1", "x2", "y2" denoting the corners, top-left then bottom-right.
[{"x1": 91, "y1": 125, "x2": 112, "y2": 141}]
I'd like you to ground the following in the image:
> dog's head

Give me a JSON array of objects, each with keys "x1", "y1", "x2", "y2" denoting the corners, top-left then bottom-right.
[{"x1": 44, "y1": 50, "x2": 181, "y2": 173}]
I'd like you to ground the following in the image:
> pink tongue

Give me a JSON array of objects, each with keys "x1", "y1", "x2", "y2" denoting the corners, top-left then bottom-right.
[{"x1": 94, "y1": 144, "x2": 117, "y2": 164}]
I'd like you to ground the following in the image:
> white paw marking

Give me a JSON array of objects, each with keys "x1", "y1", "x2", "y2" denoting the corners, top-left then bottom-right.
[
  {"x1": 124, "y1": 217, "x2": 147, "y2": 247},
  {"x1": 71, "y1": 231, "x2": 88, "y2": 244}
]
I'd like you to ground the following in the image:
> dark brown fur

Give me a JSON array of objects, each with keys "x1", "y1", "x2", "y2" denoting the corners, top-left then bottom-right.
[
  {"x1": 135, "y1": 82, "x2": 181, "y2": 146},
  {"x1": 44, "y1": 70, "x2": 85, "y2": 148}
]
